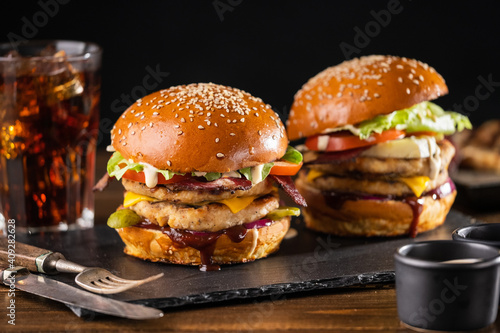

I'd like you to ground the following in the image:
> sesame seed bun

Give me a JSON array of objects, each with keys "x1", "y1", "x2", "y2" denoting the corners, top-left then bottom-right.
[
  {"x1": 286, "y1": 55, "x2": 448, "y2": 140},
  {"x1": 111, "y1": 83, "x2": 288, "y2": 173},
  {"x1": 115, "y1": 217, "x2": 291, "y2": 265}
]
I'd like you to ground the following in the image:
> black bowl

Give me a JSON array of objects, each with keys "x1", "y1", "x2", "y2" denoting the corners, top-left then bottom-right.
[
  {"x1": 395, "y1": 240, "x2": 500, "y2": 331},
  {"x1": 453, "y1": 223, "x2": 500, "y2": 248}
]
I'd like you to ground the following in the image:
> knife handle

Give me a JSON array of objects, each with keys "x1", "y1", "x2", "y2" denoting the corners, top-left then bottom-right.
[{"x1": 0, "y1": 238, "x2": 65, "y2": 274}]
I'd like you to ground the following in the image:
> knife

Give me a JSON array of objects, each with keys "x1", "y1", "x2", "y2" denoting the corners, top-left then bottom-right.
[{"x1": 1, "y1": 266, "x2": 163, "y2": 320}]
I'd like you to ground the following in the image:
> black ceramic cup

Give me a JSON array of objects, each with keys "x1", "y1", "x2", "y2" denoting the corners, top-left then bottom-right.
[
  {"x1": 395, "y1": 241, "x2": 500, "y2": 331},
  {"x1": 452, "y1": 223, "x2": 500, "y2": 248}
]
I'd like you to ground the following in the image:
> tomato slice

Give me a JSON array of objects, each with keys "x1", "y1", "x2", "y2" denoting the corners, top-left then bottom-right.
[
  {"x1": 406, "y1": 131, "x2": 438, "y2": 137},
  {"x1": 270, "y1": 160, "x2": 303, "y2": 176},
  {"x1": 305, "y1": 129, "x2": 405, "y2": 152},
  {"x1": 122, "y1": 170, "x2": 192, "y2": 184}
]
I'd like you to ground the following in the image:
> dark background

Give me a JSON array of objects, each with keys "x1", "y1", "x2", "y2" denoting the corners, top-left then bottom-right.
[{"x1": 2, "y1": 1, "x2": 499, "y2": 148}]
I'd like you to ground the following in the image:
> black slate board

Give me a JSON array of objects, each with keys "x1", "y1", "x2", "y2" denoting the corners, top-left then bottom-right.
[{"x1": 17, "y1": 209, "x2": 476, "y2": 310}]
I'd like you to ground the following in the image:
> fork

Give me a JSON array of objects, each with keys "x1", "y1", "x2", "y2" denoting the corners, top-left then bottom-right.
[{"x1": 0, "y1": 238, "x2": 163, "y2": 294}]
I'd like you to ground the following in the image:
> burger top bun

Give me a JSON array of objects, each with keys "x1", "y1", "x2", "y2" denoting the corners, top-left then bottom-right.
[
  {"x1": 286, "y1": 55, "x2": 449, "y2": 140},
  {"x1": 111, "y1": 83, "x2": 288, "y2": 173}
]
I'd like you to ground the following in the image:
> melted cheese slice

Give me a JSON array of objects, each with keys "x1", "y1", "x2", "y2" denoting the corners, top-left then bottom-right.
[
  {"x1": 217, "y1": 196, "x2": 257, "y2": 213},
  {"x1": 123, "y1": 192, "x2": 157, "y2": 208},
  {"x1": 307, "y1": 169, "x2": 324, "y2": 182},
  {"x1": 399, "y1": 176, "x2": 430, "y2": 197},
  {"x1": 361, "y1": 136, "x2": 438, "y2": 159}
]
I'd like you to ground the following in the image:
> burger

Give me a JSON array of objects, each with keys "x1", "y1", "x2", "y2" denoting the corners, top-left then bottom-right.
[
  {"x1": 286, "y1": 55, "x2": 471, "y2": 237},
  {"x1": 101, "y1": 83, "x2": 306, "y2": 270}
]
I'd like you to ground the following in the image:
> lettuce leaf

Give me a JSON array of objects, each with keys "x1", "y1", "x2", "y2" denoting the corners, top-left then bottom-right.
[
  {"x1": 107, "y1": 152, "x2": 275, "y2": 184},
  {"x1": 239, "y1": 162, "x2": 274, "y2": 184},
  {"x1": 107, "y1": 152, "x2": 145, "y2": 180},
  {"x1": 281, "y1": 146, "x2": 303, "y2": 164},
  {"x1": 356, "y1": 101, "x2": 472, "y2": 139}
]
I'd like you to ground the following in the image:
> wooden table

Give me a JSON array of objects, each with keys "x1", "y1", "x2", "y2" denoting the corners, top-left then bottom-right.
[{"x1": 2, "y1": 151, "x2": 500, "y2": 332}]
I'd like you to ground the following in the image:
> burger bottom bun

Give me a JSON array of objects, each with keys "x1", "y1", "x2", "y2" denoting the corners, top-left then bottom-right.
[
  {"x1": 116, "y1": 217, "x2": 290, "y2": 265},
  {"x1": 296, "y1": 177, "x2": 456, "y2": 237}
]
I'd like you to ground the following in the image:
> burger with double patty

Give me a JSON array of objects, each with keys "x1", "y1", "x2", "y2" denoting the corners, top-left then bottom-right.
[
  {"x1": 102, "y1": 83, "x2": 305, "y2": 270},
  {"x1": 286, "y1": 55, "x2": 471, "y2": 237}
]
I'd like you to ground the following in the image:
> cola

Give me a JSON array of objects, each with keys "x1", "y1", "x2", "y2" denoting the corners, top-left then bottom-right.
[{"x1": 0, "y1": 41, "x2": 101, "y2": 232}]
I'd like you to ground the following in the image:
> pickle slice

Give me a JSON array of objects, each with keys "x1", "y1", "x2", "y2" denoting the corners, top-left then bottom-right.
[
  {"x1": 107, "y1": 209, "x2": 142, "y2": 228},
  {"x1": 266, "y1": 207, "x2": 300, "y2": 220}
]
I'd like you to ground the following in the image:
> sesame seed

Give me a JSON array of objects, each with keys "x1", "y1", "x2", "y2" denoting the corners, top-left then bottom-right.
[
  {"x1": 258, "y1": 130, "x2": 262, "y2": 136},
  {"x1": 240, "y1": 118, "x2": 245, "y2": 122},
  {"x1": 150, "y1": 122, "x2": 153, "y2": 127},
  {"x1": 207, "y1": 120, "x2": 211, "y2": 126},
  {"x1": 121, "y1": 115, "x2": 125, "y2": 119},
  {"x1": 118, "y1": 129, "x2": 122, "y2": 135},
  {"x1": 207, "y1": 112, "x2": 211, "y2": 116},
  {"x1": 180, "y1": 118, "x2": 186, "y2": 123},
  {"x1": 337, "y1": 92, "x2": 342, "y2": 97},
  {"x1": 167, "y1": 160, "x2": 172, "y2": 167},
  {"x1": 153, "y1": 112, "x2": 159, "y2": 116},
  {"x1": 198, "y1": 125, "x2": 205, "y2": 130},
  {"x1": 130, "y1": 110, "x2": 135, "y2": 114},
  {"x1": 398, "y1": 77, "x2": 403, "y2": 83},
  {"x1": 128, "y1": 123, "x2": 132, "y2": 128},
  {"x1": 141, "y1": 126, "x2": 146, "y2": 131},
  {"x1": 413, "y1": 79, "x2": 420, "y2": 85},
  {"x1": 230, "y1": 133, "x2": 235, "y2": 136},
  {"x1": 374, "y1": 93, "x2": 380, "y2": 98},
  {"x1": 122, "y1": 142, "x2": 127, "y2": 146},
  {"x1": 227, "y1": 119, "x2": 231, "y2": 123},
  {"x1": 254, "y1": 112, "x2": 259, "y2": 117},
  {"x1": 252, "y1": 107, "x2": 258, "y2": 111},
  {"x1": 140, "y1": 115, "x2": 145, "y2": 120},
  {"x1": 377, "y1": 82, "x2": 383, "y2": 86},
  {"x1": 215, "y1": 138, "x2": 220, "y2": 143},
  {"x1": 131, "y1": 131, "x2": 135, "y2": 135},
  {"x1": 396, "y1": 64, "x2": 404, "y2": 69},
  {"x1": 174, "y1": 125, "x2": 180, "y2": 129},
  {"x1": 408, "y1": 73, "x2": 414, "y2": 80},
  {"x1": 214, "y1": 123, "x2": 218, "y2": 127},
  {"x1": 216, "y1": 153, "x2": 225, "y2": 158},
  {"x1": 406, "y1": 88, "x2": 411, "y2": 94},
  {"x1": 178, "y1": 130, "x2": 183, "y2": 135},
  {"x1": 419, "y1": 75, "x2": 424, "y2": 82},
  {"x1": 232, "y1": 119, "x2": 237, "y2": 123}
]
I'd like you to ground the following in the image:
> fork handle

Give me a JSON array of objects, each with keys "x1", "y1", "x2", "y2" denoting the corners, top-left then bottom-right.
[{"x1": 0, "y1": 238, "x2": 65, "y2": 274}]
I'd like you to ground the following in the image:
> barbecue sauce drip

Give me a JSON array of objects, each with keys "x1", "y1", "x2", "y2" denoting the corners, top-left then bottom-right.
[
  {"x1": 403, "y1": 197, "x2": 424, "y2": 238},
  {"x1": 135, "y1": 222, "x2": 248, "y2": 271},
  {"x1": 322, "y1": 178, "x2": 456, "y2": 237}
]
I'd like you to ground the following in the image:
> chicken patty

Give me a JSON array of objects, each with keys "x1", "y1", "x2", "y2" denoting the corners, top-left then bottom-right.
[
  {"x1": 306, "y1": 139, "x2": 454, "y2": 178},
  {"x1": 302, "y1": 169, "x2": 450, "y2": 196},
  {"x1": 128, "y1": 192, "x2": 280, "y2": 232}
]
